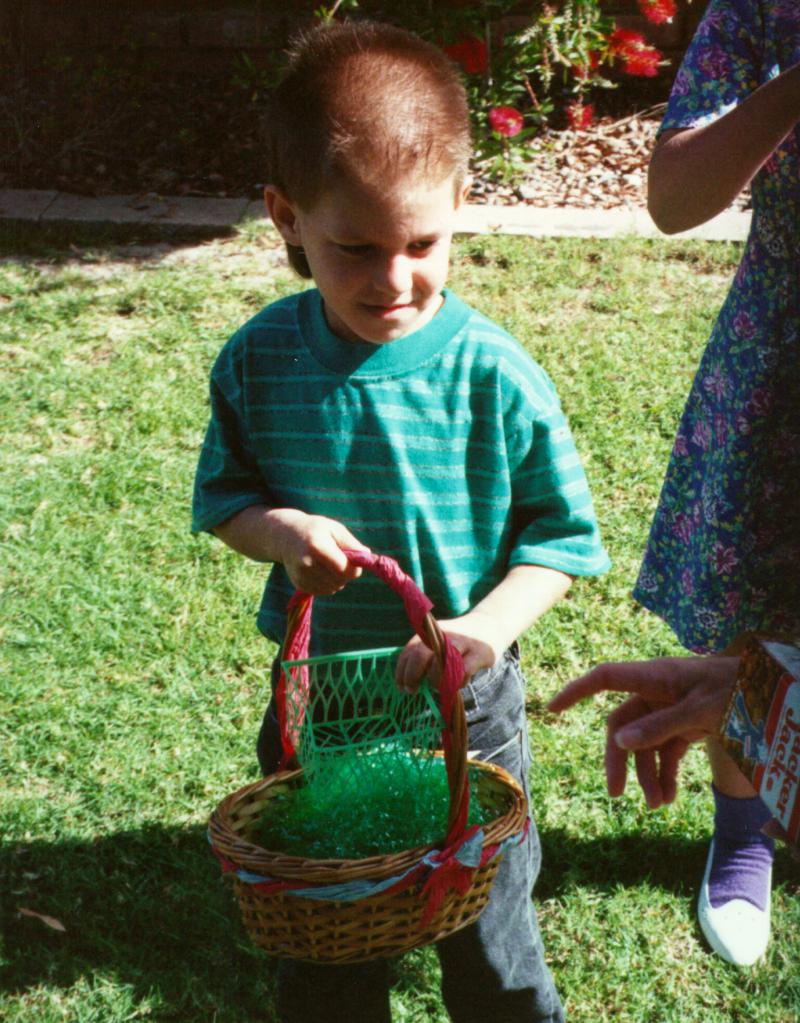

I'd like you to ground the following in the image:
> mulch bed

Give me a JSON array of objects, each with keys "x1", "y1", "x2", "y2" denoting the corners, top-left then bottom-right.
[
  {"x1": 472, "y1": 109, "x2": 663, "y2": 210},
  {"x1": 473, "y1": 107, "x2": 750, "y2": 212}
]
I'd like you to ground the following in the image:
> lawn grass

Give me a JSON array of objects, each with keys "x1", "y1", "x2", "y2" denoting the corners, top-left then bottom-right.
[{"x1": 2, "y1": 228, "x2": 798, "y2": 1022}]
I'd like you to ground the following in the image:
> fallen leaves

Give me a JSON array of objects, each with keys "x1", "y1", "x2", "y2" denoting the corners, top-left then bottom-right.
[
  {"x1": 471, "y1": 106, "x2": 751, "y2": 212},
  {"x1": 17, "y1": 906, "x2": 67, "y2": 932}
]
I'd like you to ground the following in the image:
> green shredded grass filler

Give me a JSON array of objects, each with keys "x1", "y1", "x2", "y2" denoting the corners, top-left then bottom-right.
[{"x1": 251, "y1": 747, "x2": 495, "y2": 860}]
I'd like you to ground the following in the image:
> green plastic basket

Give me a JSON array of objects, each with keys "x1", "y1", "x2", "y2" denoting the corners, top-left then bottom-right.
[{"x1": 281, "y1": 645, "x2": 445, "y2": 787}]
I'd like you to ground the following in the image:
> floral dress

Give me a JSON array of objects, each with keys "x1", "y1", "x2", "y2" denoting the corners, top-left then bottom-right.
[{"x1": 633, "y1": 0, "x2": 800, "y2": 653}]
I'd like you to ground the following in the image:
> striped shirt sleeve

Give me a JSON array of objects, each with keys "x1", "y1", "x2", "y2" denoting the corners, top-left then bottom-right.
[
  {"x1": 191, "y1": 336, "x2": 271, "y2": 533},
  {"x1": 501, "y1": 353, "x2": 610, "y2": 577}
]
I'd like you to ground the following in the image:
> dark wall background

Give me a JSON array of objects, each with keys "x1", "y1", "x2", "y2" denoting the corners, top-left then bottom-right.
[
  {"x1": 2, "y1": 1, "x2": 709, "y2": 75},
  {"x1": 0, "y1": 1, "x2": 711, "y2": 196}
]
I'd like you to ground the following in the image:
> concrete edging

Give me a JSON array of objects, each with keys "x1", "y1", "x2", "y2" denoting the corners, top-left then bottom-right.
[{"x1": 0, "y1": 188, "x2": 751, "y2": 243}]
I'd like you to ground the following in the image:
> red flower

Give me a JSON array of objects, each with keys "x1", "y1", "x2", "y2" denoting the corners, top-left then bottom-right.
[
  {"x1": 637, "y1": 0, "x2": 677, "y2": 24},
  {"x1": 442, "y1": 37, "x2": 488, "y2": 75},
  {"x1": 624, "y1": 49, "x2": 661, "y2": 76},
  {"x1": 566, "y1": 101, "x2": 594, "y2": 130},
  {"x1": 609, "y1": 29, "x2": 639, "y2": 50},
  {"x1": 573, "y1": 50, "x2": 600, "y2": 81},
  {"x1": 609, "y1": 28, "x2": 662, "y2": 77},
  {"x1": 488, "y1": 106, "x2": 524, "y2": 137}
]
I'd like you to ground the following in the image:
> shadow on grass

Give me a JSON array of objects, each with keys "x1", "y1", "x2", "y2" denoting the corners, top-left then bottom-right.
[
  {"x1": 3, "y1": 822, "x2": 705, "y2": 1013},
  {"x1": 0, "y1": 219, "x2": 241, "y2": 256},
  {"x1": 4, "y1": 823, "x2": 796, "y2": 1018},
  {"x1": 1, "y1": 823, "x2": 278, "y2": 1020},
  {"x1": 0, "y1": 218, "x2": 282, "y2": 272},
  {"x1": 538, "y1": 827, "x2": 708, "y2": 898},
  {"x1": 538, "y1": 826, "x2": 799, "y2": 899}
]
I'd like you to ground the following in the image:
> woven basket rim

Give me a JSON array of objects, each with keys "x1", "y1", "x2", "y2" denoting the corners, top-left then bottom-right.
[{"x1": 209, "y1": 755, "x2": 527, "y2": 884}]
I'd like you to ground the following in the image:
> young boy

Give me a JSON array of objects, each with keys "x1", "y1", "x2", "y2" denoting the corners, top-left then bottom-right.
[{"x1": 193, "y1": 19, "x2": 609, "y2": 1023}]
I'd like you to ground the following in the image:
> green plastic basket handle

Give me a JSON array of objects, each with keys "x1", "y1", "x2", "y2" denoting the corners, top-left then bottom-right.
[{"x1": 278, "y1": 548, "x2": 471, "y2": 845}]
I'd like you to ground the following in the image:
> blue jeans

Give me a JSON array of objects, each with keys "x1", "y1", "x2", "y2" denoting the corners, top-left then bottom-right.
[{"x1": 256, "y1": 646, "x2": 564, "y2": 1023}]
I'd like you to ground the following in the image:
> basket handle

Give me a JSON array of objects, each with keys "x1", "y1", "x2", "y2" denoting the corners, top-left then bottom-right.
[{"x1": 276, "y1": 548, "x2": 470, "y2": 845}]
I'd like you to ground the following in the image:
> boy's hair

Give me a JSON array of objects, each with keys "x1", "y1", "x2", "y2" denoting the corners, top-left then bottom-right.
[{"x1": 264, "y1": 19, "x2": 472, "y2": 278}]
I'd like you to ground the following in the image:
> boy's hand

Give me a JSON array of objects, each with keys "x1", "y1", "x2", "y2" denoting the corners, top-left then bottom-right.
[
  {"x1": 395, "y1": 610, "x2": 500, "y2": 694},
  {"x1": 394, "y1": 564, "x2": 571, "y2": 694},
  {"x1": 213, "y1": 504, "x2": 367, "y2": 594},
  {"x1": 271, "y1": 509, "x2": 368, "y2": 595}
]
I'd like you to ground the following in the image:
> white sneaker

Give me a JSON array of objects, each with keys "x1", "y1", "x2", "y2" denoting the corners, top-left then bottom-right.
[{"x1": 697, "y1": 838, "x2": 771, "y2": 966}]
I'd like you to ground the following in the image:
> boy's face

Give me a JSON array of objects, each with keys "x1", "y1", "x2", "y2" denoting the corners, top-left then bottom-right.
[{"x1": 267, "y1": 172, "x2": 467, "y2": 345}]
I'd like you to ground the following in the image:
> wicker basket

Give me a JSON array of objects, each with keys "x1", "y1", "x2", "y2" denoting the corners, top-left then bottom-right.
[{"x1": 209, "y1": 550, "x2": 529, "y2": 964}]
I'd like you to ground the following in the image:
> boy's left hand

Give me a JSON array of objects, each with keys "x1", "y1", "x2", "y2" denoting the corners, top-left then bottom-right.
[
  {"x1": 395, "y1": 564, "x2": 571, "y2": 694},
  {"x1": 395, "y1": 610, "x2": 499, "y2": 693}
]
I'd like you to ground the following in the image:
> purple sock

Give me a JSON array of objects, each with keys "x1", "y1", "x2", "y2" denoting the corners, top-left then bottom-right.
[{"x1": 708, "y1": 784, "x2": 774, "y2": 912}]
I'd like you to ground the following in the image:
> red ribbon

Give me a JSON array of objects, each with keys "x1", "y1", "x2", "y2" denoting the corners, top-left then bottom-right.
[
  {"x1": 209, "y1": 844, "x2": 237, "y2": 874},
  {"x1": 250, "y1": 878, "x2": 307, "y2": 894},
  {"x1": 276, "y1": 591, "x2": 313, "y2": 769},
  {"x1": 418, "y1": 824, "x2": 482, "y2": 926}
]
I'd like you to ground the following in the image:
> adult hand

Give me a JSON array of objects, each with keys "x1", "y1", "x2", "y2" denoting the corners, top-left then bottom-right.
[{"x1": 547, "y1": 656, "x2": 739, "y2": 808}]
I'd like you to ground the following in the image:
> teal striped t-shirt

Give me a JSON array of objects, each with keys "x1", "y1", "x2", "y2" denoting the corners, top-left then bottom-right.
[{"x1": 192, "y1": 287, "x2": 610, "y2": 653}]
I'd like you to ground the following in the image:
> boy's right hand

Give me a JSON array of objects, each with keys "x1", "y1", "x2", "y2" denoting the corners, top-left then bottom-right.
[{"x1": 271, "y1": 509, "x2": 367, "y2": 595}]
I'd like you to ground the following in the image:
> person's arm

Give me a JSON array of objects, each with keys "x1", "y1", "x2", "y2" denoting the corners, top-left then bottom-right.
[
  {"x1": 213, "y1": 505, "x2": 367, "y2": 595},
  {"x1": 547, "y1": 657, "x2": 800, "y2": 859},
  {"x1": 395, "y1": 563, "x2": 572, "y2": 692},
  {"x1": 547, "y1": 656, "x2": 738, "y2": 807},
  {"x1": 648, "y1": 61, "x2": 800, "y2": 234}
]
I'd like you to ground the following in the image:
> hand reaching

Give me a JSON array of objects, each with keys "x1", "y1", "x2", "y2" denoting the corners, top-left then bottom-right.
[{"x1": 547, "y1": 656, "x2": 739, "y2": 808}]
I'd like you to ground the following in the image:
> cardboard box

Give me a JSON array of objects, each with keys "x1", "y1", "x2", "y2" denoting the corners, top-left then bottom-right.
[{"x1": 720, "y1": 637, "x2": 800, "y2": 844}]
